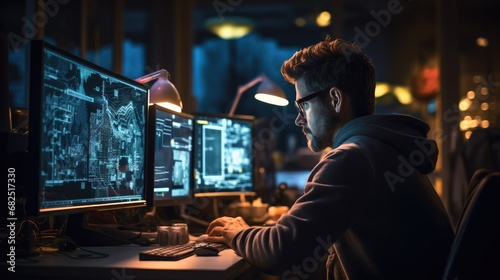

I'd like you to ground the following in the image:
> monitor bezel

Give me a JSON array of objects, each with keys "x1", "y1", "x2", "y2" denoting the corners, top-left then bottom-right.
[
  {"x1": 192, "y1": 113, "x2": 256, "y2": 198},
  {"x1": 27, "y1": 40, "x2": 150, "y2": 216},
  {"x1": 147, "y1": 104, "x2": 194, "y2": 207}
]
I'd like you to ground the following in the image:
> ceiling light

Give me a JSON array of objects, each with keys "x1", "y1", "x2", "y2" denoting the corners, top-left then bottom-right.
[{"x1": 205, "y1": 16, "x2": 254, "y2": 40}]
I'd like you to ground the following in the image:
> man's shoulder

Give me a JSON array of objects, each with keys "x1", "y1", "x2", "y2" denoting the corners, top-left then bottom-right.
[
  {"x1": 325, "y1": 137, "x2": 371, "y2": 159},
  {"x1": 313, "y1": 142, "x2": 373, "y2": 176}
]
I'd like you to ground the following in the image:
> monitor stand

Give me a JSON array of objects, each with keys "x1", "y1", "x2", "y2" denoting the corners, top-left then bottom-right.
[{"x1": 64, "y1": 212, "x2": 151, "y2": 247}]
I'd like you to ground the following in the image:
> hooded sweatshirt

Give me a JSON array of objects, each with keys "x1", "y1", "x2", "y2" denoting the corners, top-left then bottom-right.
[{"x1": 231, "y1": 114, "x2": 454, "y2": 280}]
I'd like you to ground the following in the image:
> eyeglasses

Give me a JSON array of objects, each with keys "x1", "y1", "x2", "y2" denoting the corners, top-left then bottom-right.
[{"x1": 294, "y1": 87, "x2": 330, "y2": 117}]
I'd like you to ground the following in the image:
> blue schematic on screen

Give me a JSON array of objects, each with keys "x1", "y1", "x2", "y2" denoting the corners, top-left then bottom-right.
[
  {"x1": 152, "y1": 107, "x2": 193, "y2": 203},
  {"x1": 38, "y1": 47, "x2": 148, "y2": 211},
  {"x1": 194, "y1": 115, "x2": 254, "y2": 193}
]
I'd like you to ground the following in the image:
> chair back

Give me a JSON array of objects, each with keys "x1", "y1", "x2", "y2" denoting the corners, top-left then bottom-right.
[{"x1": 442, "y1": 171, "x2": 500, "y2": 279}]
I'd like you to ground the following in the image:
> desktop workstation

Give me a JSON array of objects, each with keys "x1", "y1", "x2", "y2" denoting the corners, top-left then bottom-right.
[
  {"x1": 3, "y1": 40, "x2": 282, "y2": 280},
  {"x1": 15, "y1": 245, "x2": 250, "y2": 280}
]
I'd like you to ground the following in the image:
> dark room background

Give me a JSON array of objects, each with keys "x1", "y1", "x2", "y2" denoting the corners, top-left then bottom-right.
[{"x1": 2, "y1": 0, "x2": 500, "y2": 219}]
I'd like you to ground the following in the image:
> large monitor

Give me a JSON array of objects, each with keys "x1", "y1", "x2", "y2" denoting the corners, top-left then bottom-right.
[
  {"x1": 26, "y1": 40, "x2": 150, "y2": 217},
  {"x1": 147, "y1": 104, "x2": 193, "y2": 207},
  {"x1": 193, "y1": 113, "x2": 255, "y2": 197}
]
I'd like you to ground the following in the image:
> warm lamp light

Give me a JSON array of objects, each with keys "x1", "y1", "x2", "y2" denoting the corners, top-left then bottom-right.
[
  {"x1": 375, "y1": 82, "x2": 413, "y2": 105},
  {"x1": 229, "y1": 73, "x2": 289, "y2": 116},
  {"x1": 135, "y1": 69, "x2": 183, "y2": 112},
  {"x1": 393, "y1": 86, "x2": 412, "y2": 105},
  {"x1": 375, "y1": 82, "x2": 391, "y2": 98},
  {"x1": 316, "y1": 11, "x2": 331, "y2": 27},
  {"x1": 205, "y1": 16, "x2": 254, "y2": 40}
]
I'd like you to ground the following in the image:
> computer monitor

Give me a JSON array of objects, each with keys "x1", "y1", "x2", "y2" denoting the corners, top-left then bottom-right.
[
  {"x1": 147, "y1": 104, "x2": 193, "y2": 207},
  {"x1": 26, "y1": 40, "x2": 150, "y2": 217},
  {"x1": 275, "y1": 170, "x2": 310, "y2": 194},
  {"x1": 193, "y1": 113, "x2": 256, "y2": 197}
]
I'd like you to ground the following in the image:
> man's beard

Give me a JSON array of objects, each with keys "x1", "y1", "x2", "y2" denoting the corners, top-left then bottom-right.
[{"x1": 305, "y1": 106, "x2": 337, "y2": 152}]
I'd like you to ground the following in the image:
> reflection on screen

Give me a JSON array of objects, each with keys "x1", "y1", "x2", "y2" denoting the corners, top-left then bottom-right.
[
  {"x1": 152, "y1": 106, "x2": 193, "y2": 205},
  {"x1": 194, "y1": 114, "x2": 254, "y2": 194}
]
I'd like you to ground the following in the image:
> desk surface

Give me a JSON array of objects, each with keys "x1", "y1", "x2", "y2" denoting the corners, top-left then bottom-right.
[{"x1": 14, "y1": 245, "x2": 250, "y2": 280}]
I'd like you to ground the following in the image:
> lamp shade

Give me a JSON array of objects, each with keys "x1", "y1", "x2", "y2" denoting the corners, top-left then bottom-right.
[
  {"x1": 254, "y1": 74, "x2": 289, "y2": 106},
  {"x1": 229, "y1": 73, "x2": 289, "y2": 116},
  {"x1": 135, "y1": 69, "x2": 183, "y2": 112}
]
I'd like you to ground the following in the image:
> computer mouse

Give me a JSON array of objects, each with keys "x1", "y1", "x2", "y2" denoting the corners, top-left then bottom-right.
[{"x1": 194, "y1": 245, "x2": 220, "y2": 256}]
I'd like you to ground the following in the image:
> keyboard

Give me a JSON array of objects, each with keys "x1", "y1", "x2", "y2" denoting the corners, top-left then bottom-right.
[
  {"x1": 139, "y1": 243, "x2": 195, "y2": 261},
  {"x1": 139, "y1": 242, "x2": 228, "y2": 261}
]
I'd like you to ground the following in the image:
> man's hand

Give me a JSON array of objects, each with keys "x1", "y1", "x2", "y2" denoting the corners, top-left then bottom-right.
[{"x1": 206, "y1": 216, "x2": 250, "y2": 247}]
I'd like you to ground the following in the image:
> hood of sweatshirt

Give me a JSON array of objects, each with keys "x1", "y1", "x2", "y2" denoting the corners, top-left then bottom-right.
[{"x1": 332, "y1": 114, "x2": 438, "y2": 174}]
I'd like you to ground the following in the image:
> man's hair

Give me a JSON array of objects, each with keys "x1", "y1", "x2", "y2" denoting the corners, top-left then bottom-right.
[{"x1": 281, "y1": 37, "x2": 376, "y2": 117}]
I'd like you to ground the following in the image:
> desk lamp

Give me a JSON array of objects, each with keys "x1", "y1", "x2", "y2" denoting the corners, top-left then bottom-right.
[
  {"x1": 229, "y1": 73, "x2": 289, "y2": 116},
  {"x1": 135, "y1": 69, "x2": 183, "y2": 112}
]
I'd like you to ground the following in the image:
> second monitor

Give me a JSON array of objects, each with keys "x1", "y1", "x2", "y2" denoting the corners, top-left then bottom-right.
[
  {"x1": 148, "y1": 104, "x2": 194, "y2": 206},
  {"x1": 193, "y1": 114, "x2": 255, "y2": 197}
]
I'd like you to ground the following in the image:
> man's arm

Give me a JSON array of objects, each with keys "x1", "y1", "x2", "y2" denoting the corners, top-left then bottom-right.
[
  {"x1": 206, "y1": 146, "x2": 373, "y2": 275},
  {"x1": 206, "y1": 216, "x2": 250, "y2": 247}
]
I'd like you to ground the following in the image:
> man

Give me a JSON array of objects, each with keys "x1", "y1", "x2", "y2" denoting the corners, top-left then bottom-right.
[{"x1": 206, "y1": 37, "x2": 453, "y2": 280}]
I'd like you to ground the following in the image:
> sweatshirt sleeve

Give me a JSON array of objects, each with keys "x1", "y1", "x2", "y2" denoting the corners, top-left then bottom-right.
[{"x1": 231, "y1": 143, "x2": 374, "y2": 275}]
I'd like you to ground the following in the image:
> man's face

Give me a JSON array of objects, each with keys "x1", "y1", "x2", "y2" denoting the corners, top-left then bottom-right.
[{"x1": 294, "y1": 78, "x2": 337, "y2": 152}]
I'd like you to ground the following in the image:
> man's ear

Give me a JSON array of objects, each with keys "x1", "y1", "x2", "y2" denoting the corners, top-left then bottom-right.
[{"x1": 329, "y1": 87, "x2": 344, "y2": 113}]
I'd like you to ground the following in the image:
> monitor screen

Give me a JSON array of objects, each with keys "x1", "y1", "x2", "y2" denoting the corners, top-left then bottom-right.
[
  {"x1": 148, "y1": 104, "x2": 193, "y2": 206},
  {"x1": 193, "y1": 114, "x2": 255, "y2": 197},
  {"x1": 27, "y1": 40, "x2": 149, "y2": 216},
  {"x1": 275, "y1": 170, "x2": 310, "y2": 194}
]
